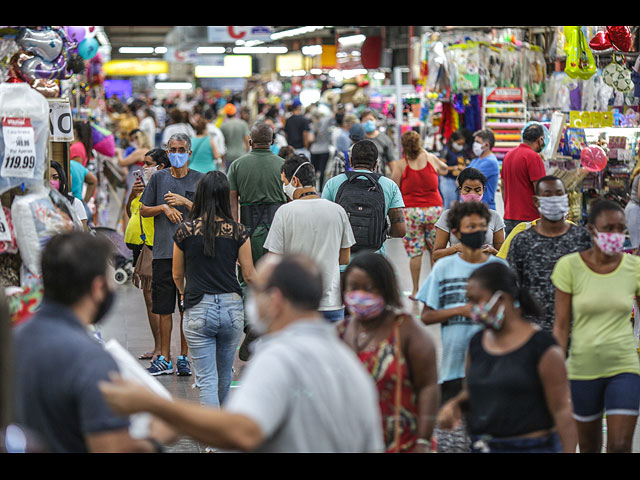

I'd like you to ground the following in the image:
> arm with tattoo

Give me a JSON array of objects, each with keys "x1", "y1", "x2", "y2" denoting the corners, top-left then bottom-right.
[{"x1": 388, "y1": 207, "x2": 406, "y2": 238}]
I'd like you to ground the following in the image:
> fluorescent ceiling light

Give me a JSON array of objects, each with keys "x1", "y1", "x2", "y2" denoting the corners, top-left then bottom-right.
[
  {"x1": 155, "y1": 47, "x2": 168, "y2": 54},
  {"x1": 232, "y1": 46, "x2": 287, "y2": 54},
  {"x1": 310, "y1": 68, "x2": 323, "y2": 75},
  {"x1": 302, "y1": 45, "x2": 323, "y2": 56},
  {"x1": 194, "y1": 55, "x2": 252, "y2": 78},
  {"x1": 155, "y1": 82, "x2": 192, "y2": 90},
  {"x1": 271, "y1": 26, "x2": 330, "y2": 40},
  {"x1": 338, "y1": 34, "x2": 366, "y2": 46},
  {"x1": 197, "y1": 46, "x2": 226, "y2": 54},
  {"x1": 373, "y1": 72, "x2": 386, "y2": 80},
  {"x1": 119, "y1": 47, "x2": 155, "y2": 54}
]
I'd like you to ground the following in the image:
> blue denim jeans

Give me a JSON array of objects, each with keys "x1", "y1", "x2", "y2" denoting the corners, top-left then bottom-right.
[
  {"x1": 439, "y1": 176, "x2": 460, "y2": 210},
  {"x1": 183, "y1": 293, "x2": 244, "y2": 408},
  {"x1": 470, "y1": 432, "x2": 562, "y2": 453},
  {"x1": 322, "y1": 308, "x2": 345, "y2": 323}
]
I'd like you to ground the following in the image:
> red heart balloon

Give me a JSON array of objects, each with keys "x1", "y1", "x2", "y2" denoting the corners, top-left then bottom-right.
[
  {"x1": 607, "y1": 26, "x2": 632, "y2": 52},
  {"x1": 590, "y1": 31, "x2": 613, "y2": 50}
]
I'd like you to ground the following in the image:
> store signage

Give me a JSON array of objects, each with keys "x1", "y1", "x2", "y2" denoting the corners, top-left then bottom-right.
[
  {"x1": 1, "y1": 117, "x2": 37, "y2": 179},
  {"x1": 569, "y1": 111, "x2": 614, "y2": 128},
  {"x1": 207, "y1": 26, "x2": 273, "y2": 43},
  {"x1": 103, "y1": 60, "x2": 169, "y2": 76},
  {"x1": 0, "y1": 207, "x2": 10, "y2": 242},
  {"x1": 48, "y1": 100, "x2": 74, "y2": 142},
  {"x1": 485, "y1": 87, "x2": 524, "y2": 102}
]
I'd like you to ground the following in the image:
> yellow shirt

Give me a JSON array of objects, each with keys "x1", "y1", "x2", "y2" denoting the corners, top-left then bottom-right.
[
  {"x1": 497, "y1": 219, "x2": 577, "y2": 259},
  {"x1": 124, "y1": 196, "x2": 154, "y2": 246}
]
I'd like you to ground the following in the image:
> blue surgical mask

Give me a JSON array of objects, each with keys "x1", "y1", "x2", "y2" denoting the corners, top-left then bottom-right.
[
  {"x1": 363, "y1": 120, "x2": 376, "y2": 133},
  {"x1": 169, "y1": 152, "x2": 189, "y2": 168}
]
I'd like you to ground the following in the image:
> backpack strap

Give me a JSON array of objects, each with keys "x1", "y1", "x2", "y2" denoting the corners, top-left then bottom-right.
[{"x1": 343, "y1": 150, "x2": 352, "y2": 172}]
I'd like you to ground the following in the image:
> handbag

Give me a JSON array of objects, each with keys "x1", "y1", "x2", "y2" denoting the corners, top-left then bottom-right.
[{"x1": 132, "y1": 206, "x2": 153, "y2": 291}]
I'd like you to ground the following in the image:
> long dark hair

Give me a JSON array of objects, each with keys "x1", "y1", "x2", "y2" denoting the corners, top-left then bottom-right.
[
  {"x1": 73, "y1": 120, "x2": 93, "y2": 159},
  {"x1": 50, "y1": 161, "x2": 74, "y2": 203},
  {"x1": 342, "y1": 251, "x2": 402, "y2": 309},
  {"x1": 468, "y1": 262, "x2": 542, "y2": 319},
  {"x1": 188, "y1": 171, "x2": 234, "y2": 258}
]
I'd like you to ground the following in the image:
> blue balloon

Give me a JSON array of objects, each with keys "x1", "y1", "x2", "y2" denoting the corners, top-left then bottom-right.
[{"x1": 78, "y1": 37, "x2": 99, "y2": 60}]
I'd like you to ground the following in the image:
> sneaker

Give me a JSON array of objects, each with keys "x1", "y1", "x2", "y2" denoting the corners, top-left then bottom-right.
[
  {"x1": 176, "y1": 355, "x2": 192, "y2": 376},
  {"x1": 147, "y1": 356, "x2": 174, "y2": 376}
]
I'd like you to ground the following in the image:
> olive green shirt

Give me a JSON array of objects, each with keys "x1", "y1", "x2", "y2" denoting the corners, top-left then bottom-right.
[{"x1": 227, "y1": 149, "x2": 287, "y2": 206}]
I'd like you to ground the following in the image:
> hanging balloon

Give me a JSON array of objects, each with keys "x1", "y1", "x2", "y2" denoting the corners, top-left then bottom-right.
[
  {"x1": 580, "y1": 145, "x2": 608, "y2": 172},
  {"x1": 589, "y1": 31, "x2": 612, "y2": 51},
  {"x1": 77, "y1": 37, "x2": 99, "y2": 60},
  {"x1": 30, "y1": 78, "x2": 60, "y2": 98},
  {"x1": 16, "y1": 28, "x2": 63, "y2": 63},
  {"x1": 19, "y1": 48, "x2": 69, "y2": 82},
  {"x1": 64, "y1": 26, "x2": 86, "y2": 45},
  {"x1": 607, "y1": 26, "x2": 632, "y2": 52}
]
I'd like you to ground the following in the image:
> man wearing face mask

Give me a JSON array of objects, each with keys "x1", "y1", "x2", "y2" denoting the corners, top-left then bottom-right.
[
  {"x1": 264, "y1": 155, "x2": 356, "y2": 323},
  {"x1": 416, "y1": 201, "x2": 508, "y2": 453},
  {"x1": 12, "y1": 232, "x2": 175, "y2": 453},
  {"x1": 506, "y1": 176, "x2": 592, "y2": 333},
  {"x1": 361, "y1": 110, "x2": 396, "y2": 176},
  {"x1": 467, "y1": 130, "x2": 500, "y2": 210},
  {"x1": 140, "y1": 133, "x2": 204, "y2": 376},
  {"x1": 500, "y1": 124, "x2": 548, "y2": 236}
]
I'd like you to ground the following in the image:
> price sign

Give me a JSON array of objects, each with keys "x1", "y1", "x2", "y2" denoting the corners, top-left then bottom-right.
[
  {"x1": 1, "y1": 117, "x2": 37, "y2": 178},
  {"x1": 0, "y1": 208, "x2": 12, "y2": 243}
]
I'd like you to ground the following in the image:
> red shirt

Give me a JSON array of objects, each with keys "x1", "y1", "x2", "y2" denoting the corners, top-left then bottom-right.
[
  {"x1": 400, "y1": 161, "x2": 443, "y2": 208},
  {"x1": 501, "y1": 143, "x2": 546, "y2": 221}
]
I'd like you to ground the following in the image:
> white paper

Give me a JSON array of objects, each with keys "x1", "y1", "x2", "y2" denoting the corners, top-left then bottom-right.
[{"x1": 104, "y1": 339, "x2": 173, "y2": 439}]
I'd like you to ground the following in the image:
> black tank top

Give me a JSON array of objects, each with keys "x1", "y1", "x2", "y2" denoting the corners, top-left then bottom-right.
[{"x1": 466, "y1": 329, "x2": 558, "y2": 438}]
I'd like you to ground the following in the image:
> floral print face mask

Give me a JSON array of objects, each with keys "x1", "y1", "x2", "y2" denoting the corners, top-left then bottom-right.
[{"x1": 593, "y1": 229, "x2": 626, "y2": 256}]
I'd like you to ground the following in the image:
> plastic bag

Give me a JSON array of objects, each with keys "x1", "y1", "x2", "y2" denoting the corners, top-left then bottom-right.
[
  {"x1": 11, "y1": 186, "x2": 74, "y2": 276},
  {"x1": 0, "y1": 82, "x2": 49, "y2": 195}
]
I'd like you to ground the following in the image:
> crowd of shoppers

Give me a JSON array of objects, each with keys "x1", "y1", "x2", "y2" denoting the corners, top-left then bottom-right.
[{"x1": 7, "y1": 94, "x2": 640, "y2": 455}]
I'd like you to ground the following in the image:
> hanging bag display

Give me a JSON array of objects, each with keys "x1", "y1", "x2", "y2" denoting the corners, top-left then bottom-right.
[{"x1": 564, "y1": 26, "x2": 596, "y2": 80}]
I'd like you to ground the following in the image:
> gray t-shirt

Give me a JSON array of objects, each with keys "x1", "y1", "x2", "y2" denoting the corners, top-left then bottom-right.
[
  {"x1": 139, "y1": 168, "x2": 204, "y2": 259},
  {"x1": 435, "y1": 208, "x2": 505, "y2": 248},
  {"x1": 224, "y1": 321, "x2": 384, "y2": 453},
  {"x1": 631, "y1": 175, "x2": 640, "y2": 205},
  {"x1": 220, "y1": 118, "x2": 250, "y2": 163},
  {"x1": 369, "y1": 132, "x2": 397, "y2": 171},
  {"x1": 263, "y1": 199, "x2": 355, "y2": 311}
]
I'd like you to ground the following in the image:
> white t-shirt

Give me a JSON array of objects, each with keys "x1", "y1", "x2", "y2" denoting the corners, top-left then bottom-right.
[
  {"x1": 263, "y1": 198, "x2": 355, "y2": 311},
  {"x1": 225, "y1": 321, "x2": 384, "y2": 453},
  {"x1": 139, "y1": 116, "x2": 156, "y2": 148},
  {"x1": 206, "y1": 123, "x2": 227, "y2": 157},
  {"x1": 71, "y1": 197, "x2": 88, "y2": 222}
]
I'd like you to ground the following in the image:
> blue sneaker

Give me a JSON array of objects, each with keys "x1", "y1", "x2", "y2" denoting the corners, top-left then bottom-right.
[
  {"x1": 176, "y1": 355, "x2": 192, "y2": 376},
  {"x1": 147, "y1": 356, "x2": 174, "y2": 376}
]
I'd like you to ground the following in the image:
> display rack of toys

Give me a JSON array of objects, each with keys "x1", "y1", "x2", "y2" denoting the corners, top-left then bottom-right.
[{"x1": 482, "y1": 87, "x2": 528, "y2": 161}]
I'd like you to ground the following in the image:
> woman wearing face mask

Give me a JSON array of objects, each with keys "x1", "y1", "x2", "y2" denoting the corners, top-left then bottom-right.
[
  {"x1": 360, "y1": 110, "x2": 396, "y2": 175},
  {"x1": 124, "y1": 148, "x2": 170, "y2": 361},
  {"x1": 437, "y1": 262, "x2": 577, "y2": 453},
  {"x1": 172, "y1": 171, "x2": 257, "y2": 409},
  {"x1": 392, "y1": 130, "x2": 448, "y2": 300},
  {"x1": 416, "y1": 200, "x2": 508, "y2": 453},
  {"x1": 432, "y1": 168, "x2": 505, "y2": 264},
  {"x1": 552, "y1": 199, "x2": 640, "y2": 453},
  {"x1": 49, "y1": 161, "x2": 88, "y2": 231},
  {"x1": 438, "y1": 131, "x2": 469, "y2": 209},
  {"x1": 337, "y1": 252, "x2": 439, "y2": 453}
]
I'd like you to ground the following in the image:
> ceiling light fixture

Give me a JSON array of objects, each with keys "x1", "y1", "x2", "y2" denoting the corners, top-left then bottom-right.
[
  {"x1": 119, "y1": 47, "x2": 155, "y2": 54},
  {"x1": 271, "y1": 26, "x2": 331, "y2": 40}
]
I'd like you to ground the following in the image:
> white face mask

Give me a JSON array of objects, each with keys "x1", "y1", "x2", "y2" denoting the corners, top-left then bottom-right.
[
  {"x1": 537, "y1": 194, "x2": 569, "y2": 222},
  {"x1": 452, "y1": 142, "x2": 464, "y2": 152},
  {"x1": 143, "y1": 165, "x2": 158, "y2": 183},
  {"x1": 282, "y1": 162, "x2": 312, "y2": 200},
  {"x1": 472, "y1": 142, "x2": 485, "y2": 157}
]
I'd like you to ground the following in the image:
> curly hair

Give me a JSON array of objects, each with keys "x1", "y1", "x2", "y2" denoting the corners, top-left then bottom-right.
[
  {"x1": 447, "y1": 199, "x2": 491, "y2": 232},
  {"x1": 401, "y1": 130, "x2": 423, "y2": 160}
]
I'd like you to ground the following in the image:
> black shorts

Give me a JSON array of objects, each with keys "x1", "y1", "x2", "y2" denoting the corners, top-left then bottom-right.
[{"x1": 151, "y1": 258, "x2": 177, "y2": 315}]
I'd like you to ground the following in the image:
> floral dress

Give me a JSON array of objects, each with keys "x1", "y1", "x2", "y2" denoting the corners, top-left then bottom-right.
[{"x1": 337, "y1": 316, "x2": 419, "y2": 452}]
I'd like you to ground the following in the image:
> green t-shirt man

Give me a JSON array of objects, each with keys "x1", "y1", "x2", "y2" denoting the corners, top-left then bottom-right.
[{"x1": 228, "y1": 148, "x2": 287, "y2": 282}]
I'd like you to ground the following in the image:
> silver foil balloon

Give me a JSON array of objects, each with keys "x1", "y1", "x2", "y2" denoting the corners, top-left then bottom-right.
[{"x1": 16, "y1": 27, "x2": 63, "y2": 63}]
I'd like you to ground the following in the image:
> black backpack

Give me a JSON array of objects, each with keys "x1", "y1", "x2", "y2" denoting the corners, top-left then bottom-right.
[{"x1": 335, "y1": 171, "x2": 388, "y2": 253}]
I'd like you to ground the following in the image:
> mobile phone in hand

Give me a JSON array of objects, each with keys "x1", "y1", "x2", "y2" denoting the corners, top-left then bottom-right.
[{"x1": 133, "y1": 169, "x2": 145, "y2": 186}]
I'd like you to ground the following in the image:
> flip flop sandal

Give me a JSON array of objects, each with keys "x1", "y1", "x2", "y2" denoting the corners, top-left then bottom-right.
[{"x1": 138, "y1": 352, "x2": 154, "y2": 360}]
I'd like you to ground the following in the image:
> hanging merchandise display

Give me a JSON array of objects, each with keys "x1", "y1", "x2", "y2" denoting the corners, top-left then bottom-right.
[
  {"x1": 602, "y1": 59, "x2": 634, "y2": 93},
  {"x1": 564, "y1": 26, "x2": 597, "y2": 80}
]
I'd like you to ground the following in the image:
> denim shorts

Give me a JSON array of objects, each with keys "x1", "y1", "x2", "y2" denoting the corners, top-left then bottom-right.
[
  {"x1": 470, "y1": 432, "x2": 562, "y2": 453},
  {"x1": 570, "y1": 372, "x2": 640, "y2": 422}
]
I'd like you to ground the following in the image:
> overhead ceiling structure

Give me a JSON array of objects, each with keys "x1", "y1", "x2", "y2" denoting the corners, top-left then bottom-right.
[{"x1": 102, "y1": 26, "x2": 174, "y2": 59}]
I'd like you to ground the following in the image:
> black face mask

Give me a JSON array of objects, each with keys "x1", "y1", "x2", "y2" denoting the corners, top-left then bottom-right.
[
  {"x1": 459, "y1": 230, "x2": 487, "y2": 250},
  {"x1": 93, "y1": 287, "x2": 116, "y2": 325}
]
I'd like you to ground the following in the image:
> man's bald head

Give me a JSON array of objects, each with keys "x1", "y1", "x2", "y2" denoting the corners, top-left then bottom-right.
[
  {"x1": 250, "y1": 121, "x2": 274, "y2": 146},
  {"x1": 255, "y1": 254, "x2": 324, "y2": 311}
]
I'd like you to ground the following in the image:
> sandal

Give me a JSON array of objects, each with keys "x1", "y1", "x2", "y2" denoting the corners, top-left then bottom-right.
[{"x1": 138, "y1": 352, "x2": 154, "y2": 360}]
